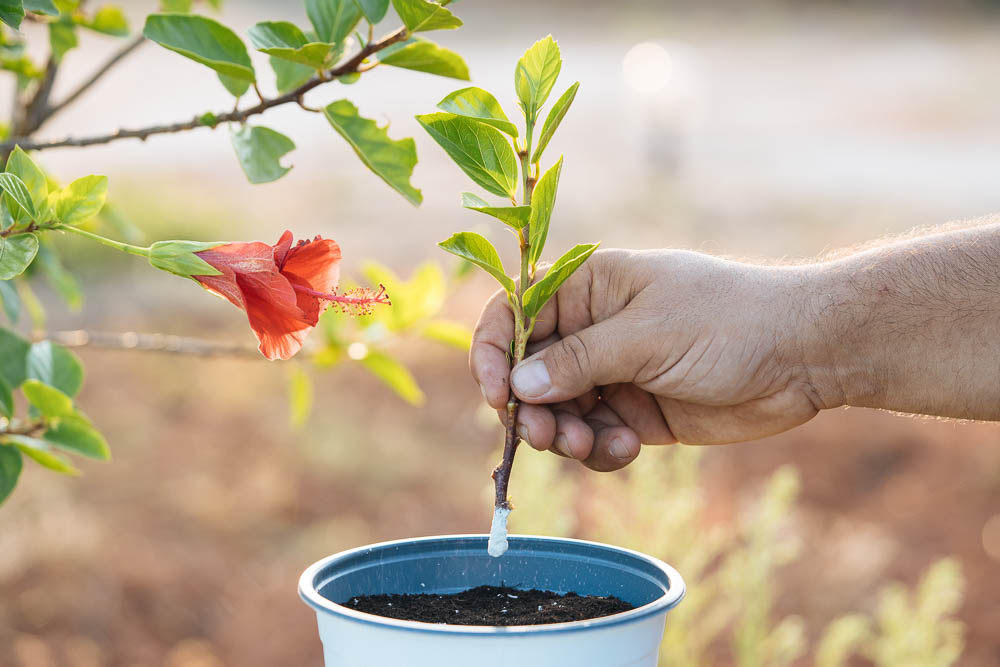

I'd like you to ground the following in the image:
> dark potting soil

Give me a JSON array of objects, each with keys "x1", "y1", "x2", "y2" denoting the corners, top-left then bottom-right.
[{"x1": 344, "y1": 585, "x2": 634, "y2": 626}]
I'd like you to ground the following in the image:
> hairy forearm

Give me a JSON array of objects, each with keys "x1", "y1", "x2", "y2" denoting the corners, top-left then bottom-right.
[{"x1": 805, "y1": 221, "x2": 1000, "y2": 420}]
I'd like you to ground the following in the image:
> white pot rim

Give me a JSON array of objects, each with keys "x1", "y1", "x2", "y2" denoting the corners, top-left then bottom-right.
[{"x1": 299, "y1": 534, "x2": 685, "y2": 636}]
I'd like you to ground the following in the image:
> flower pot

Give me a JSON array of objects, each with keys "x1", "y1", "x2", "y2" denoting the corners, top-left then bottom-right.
[{"x1": 299, "y1": 534, "x2": 685, "y2": 667}]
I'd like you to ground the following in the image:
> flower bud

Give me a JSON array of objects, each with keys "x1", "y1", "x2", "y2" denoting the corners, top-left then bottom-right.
[{"x1": 148, "y1": 240, "x2": 223, "y2": 278}]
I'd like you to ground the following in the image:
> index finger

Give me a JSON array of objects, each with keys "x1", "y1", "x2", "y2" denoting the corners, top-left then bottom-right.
[{"x1": 470, "y1": 288, "x2": 516, "y2": 410}]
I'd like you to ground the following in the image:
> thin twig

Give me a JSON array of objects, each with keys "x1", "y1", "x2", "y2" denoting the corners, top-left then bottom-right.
[
  {"x1": 0, "y1": 27, "x2": 408, "y2": 154},
  {"x1": 44, "y1": 329, "x2": 263, "y2": 358},
  {"x1": 43, "y1": 35, "x2": 146, "y2": 123}
]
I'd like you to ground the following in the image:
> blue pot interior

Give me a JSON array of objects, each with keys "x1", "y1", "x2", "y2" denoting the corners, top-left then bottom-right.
[{"x1": 313, "y1": 536, "x2": 677, "y2": 610}]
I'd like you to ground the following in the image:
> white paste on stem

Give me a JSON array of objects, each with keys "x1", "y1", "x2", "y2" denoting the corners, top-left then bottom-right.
[{"x1": 487, "y1": 507, "x2": 511, "y2": 557}]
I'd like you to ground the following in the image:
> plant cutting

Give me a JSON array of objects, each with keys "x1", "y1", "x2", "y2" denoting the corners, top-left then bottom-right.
[{"x1": 298, "y1": 37, "x2": 685, "y2": 667}]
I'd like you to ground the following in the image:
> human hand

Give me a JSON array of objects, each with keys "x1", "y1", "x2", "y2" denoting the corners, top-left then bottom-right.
[{"x1": 470, "y1": 249, "x2": 830, "y2": 471}]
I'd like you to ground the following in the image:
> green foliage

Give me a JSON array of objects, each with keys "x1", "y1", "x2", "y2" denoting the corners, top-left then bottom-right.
[
  {"x1": 461, "y1": 192, "x2": 530, "y2": 230},
  {"x1": 143, "y1": 13, "x2": 255, "y2": 96},
  {"x1": 230, "y1": 125, "x2": 296, "y2": 184},
  {"x1": 391, "y1": 0, "x2": 461, "y2": 33},
  {"x1": 532, "y1": 81, "x2": 577, "y2": 162},
  {"x1": 288, "y1": 365, "x2": 313, "y2": 428},
  {"x1": 0, "y1": 444, "x2": 22, "y2": 503},
  {"x1": 437, "y1": 231, "x2": 514, "y2": 292},
  {"x1": 436, "y1": 87, "x2": 517, "y2": 137},
  {"x1": 0, "y1": 173, "x2": 38, "y2": 220},
  {"x1": 147, "y1": 239, "x2": 222, "y2": 278},
  {"x1": 377, "y1": 37, "x2": 469, "y2": 81},
  {"x1": 6, "y1": 147, "x2": 47, "y2": 222},
  {"x1": 323, "y1": 99, "x2": 422, "y2": 206},
  {"x1": 48, "y1": 19, "x2": 78, "y2": 63},
  {"x1": 352, "y1": 0, "x2": 388, "y2": 23},
  {"x1": 305, "y1": 0, "x2": 361, "y2": 44},
  {"x1": 0, "y1": 0, "x2": 24, "y2": 29},
  {"x1": 416, "y1": 112, "x2": 518, "y2": 198},
  {"x1": 22, "y1": 378, "x2": 74, "y2": 417},
  {"x1": 81, "y1": 6, "x2": 129, "y2": 36},
  {"x1": 527, "y1": 155, "x2": 561, "y2": 266},
  {"x1": 52, "y1": 174, "x2": 108, "y2": 225},
  {"x1": 522, "y1": 242, "x2": 598, "y2": 319},
  {"x1": 514, "y1": 35, "x2": 561, "y2": 122},
  {"x1": 270, "y1": 55, "x2": 313, "y2": 94},
  {"x1": 359, "y1": 349, "x2": 424, "y2": 405},
  {"x1": 248, "y1": 21, "x2": 335, "y2": 69},
  {"x1": 26, "y1": 339, "x2": 83, "y2": 396},
  {"x1": 0, "y1": 233, "x2": 39, "y2": 280},
  {"x1": 0, "y1": 278, "x2": 19, "y2": 321}
]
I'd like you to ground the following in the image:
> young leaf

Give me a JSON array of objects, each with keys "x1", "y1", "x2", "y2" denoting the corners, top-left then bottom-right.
[
  {"x1": 359, "y1": 349, "x2": 425, "y2": 405},
  {"x1": 515, "y1": 35, "x2": 561, "y2": 122},
  {"x1": 0, "y1": 0, "x2": 24, "y2": 30},
  {"x1": 6, "y1": 146, "x2": 47, "y2": 220},
  {"x1": 436, "y1": 87, "x2": 517, "y2": 137},
  {"x1": 270, "y1": 55, "x2": 313, "y2": 94},
  {"x1": 377, "y1": 37, "x2": 469, "y2": 81},
  {"x1": 230, "y1": 125, "x2": 296, "y2": 184},
  {"x1": 53, "y1": 174, "x2": 107, "y2": 225},
  {"x1": 438, "y1": 231, "x2": 514, "y2": 292},
  {"x1": 23, "y1": 0, "x2": 58, "y2": 14},
  {"x1": 0, "y1": 174, "x2": 36, "y2": 220},
  {"x1": 26, "y1": 339, "x2": 83, "y2": 396},
  {"x1": 43, "y1": 414, "x2": 110, "y2": 460},
  {"x1": 527, "y1": 155, "x2": 562, "y2": 266},
  {"x1": 247, "y1": 21, "x2": 334, "y2": 69},
  {"x1": 416, "y1": 112, "x2": 518, "y2": 198},
  {"x1": 48, "y1": 20, "x2": 78, "y2": 62},
  {"x1": 143, "y1": 14, "x2": 256, "y2": 92},
  {"x1": 6, "y1": 434, "x2": 78, "y2": 475},
  {"x1": 421, "y1": 319, "x2": 471, "y2": 349},
  {"x1": 0, "y1": 327, "x2": 30, "y2": 388},
  {"x1": 461, "y1": 192, "x2": 530, "y2": 229},
  {"x1": 80, "y1": 5, "x2": 129, "y2": 36},
  {"x1": 391, "y1": 0, "x2": 461, "y2": 32},
  {"x1": 0, "y1": 233, "x2": 39, "y2": 280},
  {"x1": 323, "y1": 99, "x2": 422, "y2": 205},
  {"x1": 288, "y1": 365, "x2": 313, "y2": 428},
  {"x1": 532, "y1": 81, "x2": 578, "y2": 163},
  {"x1": 35, "y1": 242, "x2": 82, "y2": 310},
  {"x1": 352, "y1": 0, "x2": 388, "y2": 23},
  {"x1": 0, "y1": 279, "x2": 19, "y2": 323},
  {"x1": 305, "y1": 0, "x2": 361, "y2": 44},
  {"x1": 522, "y1": 242, "x2": 599, "y2": 319},
  {"x1": 22, "y1": 379, "x2": 74, "y2": 417},
  {"x1": 160, "y1": 0, "x2": 192, "y2": 11},
  {"x1": 0, "y1": 375, "x2": 11, "y2": 417},
  {"x1": 0, "y1": 445, "x2": 22, "y2": 504}
]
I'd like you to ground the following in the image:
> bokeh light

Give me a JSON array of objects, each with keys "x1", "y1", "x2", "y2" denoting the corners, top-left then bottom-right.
[{"x1": 622, "y1": 42, "x2": 673, "y2": 94}]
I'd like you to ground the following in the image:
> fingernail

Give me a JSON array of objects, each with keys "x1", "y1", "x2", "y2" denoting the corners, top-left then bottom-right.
[
  {"x1": 517, "y1": 423, "x2": 531, "y2": 444},
  {"x1": 609, "y1": 437, "x2": 630, "y2": 459},
  {"x1": 511, "y1": 360, "x2": 551, "y2": 398},
  {"x1": 553, "y1": 434, "x2": 572, "y2": 458}
]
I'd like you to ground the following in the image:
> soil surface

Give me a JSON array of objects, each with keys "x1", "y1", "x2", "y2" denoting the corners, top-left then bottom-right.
[{"x1": 344, "y1": 585, "x2": 635, "y2": 626}]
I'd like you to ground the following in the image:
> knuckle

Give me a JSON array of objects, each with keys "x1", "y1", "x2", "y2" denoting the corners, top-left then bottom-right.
[{"x1": 557, "y1": 333, "x2": 592, "y2": 382}]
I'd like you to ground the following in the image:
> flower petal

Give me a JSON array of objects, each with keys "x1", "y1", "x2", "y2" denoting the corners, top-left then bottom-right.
[
  {"x1": 281, "y1": 237, "x2": 342, "y2": 324},
  {"x1": 237, "y1": 272, "x2": 313, "y2": 360},
  {"x1": 272, "y1": 230, "x2": 294, "y2": 267}
]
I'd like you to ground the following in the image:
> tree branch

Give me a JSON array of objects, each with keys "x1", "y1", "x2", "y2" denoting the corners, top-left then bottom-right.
[
  {"x1": 43, "y1": 35, "x2": 146, "y2": 124},
  {"x1": 44, "y1": 329, "x2": 264, "y2": 358},
  {"x1": 0, "y1": 27, "x2": 409, "y2": 154}
]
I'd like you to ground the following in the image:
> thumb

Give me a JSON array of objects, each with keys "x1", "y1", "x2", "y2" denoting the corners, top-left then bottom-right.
[{"x1": 510, "y1": 315, "x2": 643, "y2": 403}]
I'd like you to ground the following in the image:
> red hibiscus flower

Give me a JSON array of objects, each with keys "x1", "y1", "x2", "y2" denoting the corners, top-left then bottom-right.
[{"x1": 191, "y1": 230, "x2": 388, "y2": 360}]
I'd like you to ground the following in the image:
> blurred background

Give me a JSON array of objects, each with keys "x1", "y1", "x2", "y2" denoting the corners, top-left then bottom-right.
[{"x1": 2, "y1": 0, "x2": 1000, "y2": 665}]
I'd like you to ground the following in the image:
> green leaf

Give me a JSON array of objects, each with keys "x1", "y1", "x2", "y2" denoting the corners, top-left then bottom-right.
[
  {"x1": 416, "y1": 112, "x2": 518, "y2": 198},
  {"x1": 53, "y1": 174, "x2": 107, "y2": 225},
  {"x1": 288, "y1": 365, "x2": 312, "y2": 428},
  {"x1": 305, "y1": 0, "x2": 361, "y2": 44},
  {"x1": 435, "y1": 87, "x2": 516, "y2": 136},
  {"x1": 230, "y1": 125, "x2": 295, "y2": 184},
  {"x1": 421, "y1": 319, "x2": 471, "y2": 349},
  {"x1": 43, "y1": 414, "x2": 110, "y2": 460},
  {"x1": 0, "y1": 0, "x2": 24, "y2": 30},
  {"x1": 461, "y1": 192, "x2": 529, "y2": 229},
  {"x1": 5, "y1": 434, "x2": 77, "y2": 475},
  {"x1": 247, "y1": 21, "x2": 334, "y2": 69},
  {"x1": 352, "y1": 0, "x2": 388, "y2": 23},
  {"x1": 81, "y1": 5, "x2": 129, "y2": 36},
  {"x1": 0, "y1": 172, "x2": 37, "y2": 221},
  {"x1": 358, "y1": 349, "x2": 424, "y2": 405},
  {"x1": 24, "y1": 0, "x2": 57, "y2": 15},
  {"x1": 0, "y1": 444, "x2": 22, "y2": 504},
  {"x1": 323, "y1": 99, "x2": 422, "y2": 206},
  {"x1": 48, "y1": 20, "x2": 78, "y2": 63},
  {"x1": 35, "y1": 242, "x2": 82, "y2": 310},
  {"x1": 0, "y1": 327, "x2": 29, "y2": 387},
  {"x1": 5, "y1": 147, "x2": 46, "y2": 221},
  {"x1": 528, "y1": 155, "x2": 562, "y2": 266},
  {"x1": 0, "y1": 233, "x2": 39, "y2": 280},
  {"x1": 216, "y1": 72, "x2": 250, "y2": 97},
  {"x1": 22, "y1": 378, "x2": 74, "y2": 417},
  {"x1": 142, "y1": 14, "x2": 255, "y2": 89},
  {"x1": 26, "y1": 339, "x2": 83, "y2": 396},
  {"x1": 515, "y1": 35, "x2": 561, "y2": 122},
  {"x1": 522, "y1": 242, "x2": 599, "y2": 319},
  {"x1": 0, "y1": 374, "x2": 11, "y2": 417},
  {"x1": 532, "y1": 81, "x2": 577, "y2": 163},
  {"x1": 160, "y1": 0, "x2": 191, "y2": 11},
  {"x1": 378, "y1": 37, "x2": 469, "y2": 81},
  {"x1": 391, "y1": 0, "x2": 461, "y2": 32},
  {"x1": 269, "y1": 55, "x2": 313, "y2": 94},
  {"x1": 0, "y1": 279, "x2": 19, "y2": 322},
  {"x1": 437, "y1": 231, "x2": 513, "y2": 292}
]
